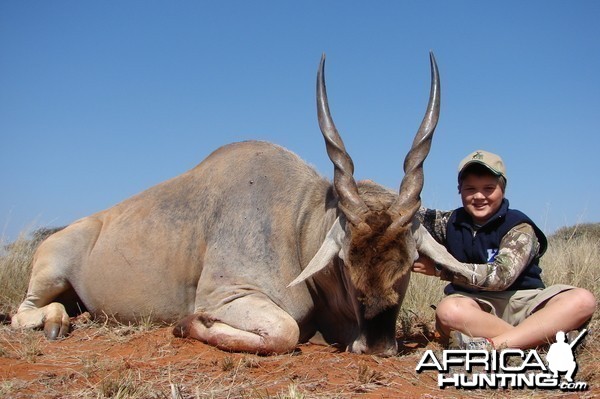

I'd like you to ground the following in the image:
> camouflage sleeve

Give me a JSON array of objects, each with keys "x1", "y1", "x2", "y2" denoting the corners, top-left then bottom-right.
[
  {"x1": 416, "y1": 207, "x2": 452, "y2": 244},
  {"x1": 446, "y1": 223, "x2": 541, "y2": 291}
]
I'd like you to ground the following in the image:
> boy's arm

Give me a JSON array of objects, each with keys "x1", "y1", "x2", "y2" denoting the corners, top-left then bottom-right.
[
  {"x1": 416, "y1": 207, "x2": 451, "y2": 244},
  {"x1": 414, "y1": 222, "x2": 540, "y2": 291}
]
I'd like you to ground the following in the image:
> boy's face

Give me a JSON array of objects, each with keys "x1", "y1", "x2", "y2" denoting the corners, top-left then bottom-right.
[{"x1": 459, "y1": 173, "x2": 504, "y2": 225}]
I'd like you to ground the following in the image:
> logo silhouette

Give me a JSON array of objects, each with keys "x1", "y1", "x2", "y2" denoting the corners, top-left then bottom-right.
[{"x1": 546, "y1": 329, "x2": 587, "y2": 382}]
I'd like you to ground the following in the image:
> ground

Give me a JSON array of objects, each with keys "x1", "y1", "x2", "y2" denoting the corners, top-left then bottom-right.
[{"x1": 1, "y1": 316, "x2": 597, "y2": 399}]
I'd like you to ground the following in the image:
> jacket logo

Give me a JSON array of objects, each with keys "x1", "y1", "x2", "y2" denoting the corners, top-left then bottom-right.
[{"x1": 487, "y1": 248, "x2": 499, "y2": 262}]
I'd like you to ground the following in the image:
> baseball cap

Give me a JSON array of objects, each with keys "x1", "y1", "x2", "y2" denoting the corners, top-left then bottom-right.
[{"x1": 458, "y1": 150, "x2": 506, "y2": 180}]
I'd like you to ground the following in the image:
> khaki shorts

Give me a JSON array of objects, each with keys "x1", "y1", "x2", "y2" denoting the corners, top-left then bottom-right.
[{"x1": 447, "y1": 284, "x2": 575, "y2": 326}]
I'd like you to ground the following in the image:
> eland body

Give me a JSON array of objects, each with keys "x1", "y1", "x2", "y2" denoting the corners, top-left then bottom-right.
[{"x1": 13, "y1": 53, "x2": 463, "y2": 355}]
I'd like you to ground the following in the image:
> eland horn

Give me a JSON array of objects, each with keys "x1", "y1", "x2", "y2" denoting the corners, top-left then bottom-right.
[
  {"x1": 317, "y1": 54, "x2": 369, "y2": 226},
  {"x1": 388, "y1": 51, "x2": 441, "y2": 232}
]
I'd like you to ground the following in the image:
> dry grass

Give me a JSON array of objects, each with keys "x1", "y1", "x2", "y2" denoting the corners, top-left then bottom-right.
[
  {"x1": 541, "y1": 223, "x2": 600, "y2": 334},
  {"x1": 0, "y1": 234, "x2": 37, "y2": 315},
  {"x1": 0, "y1": 227, "x2": 62, "y2": 315},
  {"x1": 542, "y1": 224, "x2": 600, "y2": 290}
]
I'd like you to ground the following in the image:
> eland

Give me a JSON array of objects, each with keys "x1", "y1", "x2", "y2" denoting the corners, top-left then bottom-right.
[{"x1": 13, "y1": 53, "x2": 463, "y2": 355}]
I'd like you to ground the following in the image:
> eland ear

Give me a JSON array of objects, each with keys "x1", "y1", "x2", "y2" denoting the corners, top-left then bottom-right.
[{"x1": 287, "y1": 217, "x2": 346, "y2": 287}]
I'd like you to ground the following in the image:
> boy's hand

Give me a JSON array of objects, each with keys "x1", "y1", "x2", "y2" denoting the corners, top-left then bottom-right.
[{"x1": 412, "y1": 254, "x2": 439, "y2": 276}]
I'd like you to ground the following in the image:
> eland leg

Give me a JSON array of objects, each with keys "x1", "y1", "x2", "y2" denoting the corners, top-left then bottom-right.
[
  {"x1": 173, "y1": 293, "x2": 299, "y2": 355},
  {"x1": 11, "y1": 256, "x2": 72, "y2": 339},
  {"x1": 12, "y1": 221, "x2": 98, "y2": 339}
]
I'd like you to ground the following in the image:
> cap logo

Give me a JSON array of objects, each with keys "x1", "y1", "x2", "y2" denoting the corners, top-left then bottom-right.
[{"x1": 472, "y1": 151, "x2": 484, "y2": 160}]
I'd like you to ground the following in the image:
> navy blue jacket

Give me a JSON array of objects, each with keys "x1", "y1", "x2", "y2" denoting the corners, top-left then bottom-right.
[{"x1": 445, "y1": 199, "x2": 547, "y2": 292}]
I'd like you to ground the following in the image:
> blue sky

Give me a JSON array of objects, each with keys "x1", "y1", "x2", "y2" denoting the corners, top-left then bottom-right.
[{"x1": 1, "y1": 1, "x2": 599, "y2": 242}]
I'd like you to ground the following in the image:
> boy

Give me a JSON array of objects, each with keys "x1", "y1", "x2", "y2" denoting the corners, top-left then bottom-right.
[{"x1": 413, "y1": 150, "x2": 596, "y2": 349}]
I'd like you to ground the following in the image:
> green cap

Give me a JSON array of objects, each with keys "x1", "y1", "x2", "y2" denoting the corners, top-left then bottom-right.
[{"x1": 458, "y1": 150, "x2": 506, "y2": 180}]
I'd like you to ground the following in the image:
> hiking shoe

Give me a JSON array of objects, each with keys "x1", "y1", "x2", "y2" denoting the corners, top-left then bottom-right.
[{"x1": 448, "y1": 331, "x2": 493, "y2": 351}]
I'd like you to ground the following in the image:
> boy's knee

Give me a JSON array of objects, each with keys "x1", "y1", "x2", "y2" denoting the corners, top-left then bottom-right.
[
  {"x1": 575, "y1": 288, "x2": 597, "y2": 319},
  {"x1": 435, "y1": 297, "x2": 473, "y2": 329}
]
